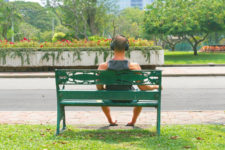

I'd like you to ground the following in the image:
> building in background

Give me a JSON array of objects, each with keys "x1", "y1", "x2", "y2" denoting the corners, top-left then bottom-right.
[{"x1": 117, "y1": 0, "x2": 154, "y2": 10}]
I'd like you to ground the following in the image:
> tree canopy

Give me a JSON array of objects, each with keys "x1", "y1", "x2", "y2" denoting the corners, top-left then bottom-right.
[
  {"x1": 144, "y1": 0, "x2": 225, "y2": 55},
  {"x1": 115, "y1": 8, "x2": 145, "y2": 38},
  {"x1": 49, "y1": 0, "x2": 116, "y2": 39},
  {"x1": 0, "y1": 1, "x2": 21, "y2": 40},
  {"x1": 14, "y1": 1, "x2": 57, "y2": 32}
]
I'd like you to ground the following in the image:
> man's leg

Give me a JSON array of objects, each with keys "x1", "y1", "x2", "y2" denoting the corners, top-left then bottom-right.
[
  {"x1": 127, "y1": 106, "x2": 142, "y2": 126},
  {"x1": 101, "y1": 106, "x2": 117, "y2": 125}
]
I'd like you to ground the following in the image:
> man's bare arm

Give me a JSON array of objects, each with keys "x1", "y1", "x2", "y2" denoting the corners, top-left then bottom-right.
[
  {"x1": 129, "y1": 63, "x2": 159, "y2": 91},
  {"x1": 96, "y1": 62, "x2": 108, "y2": 90}
]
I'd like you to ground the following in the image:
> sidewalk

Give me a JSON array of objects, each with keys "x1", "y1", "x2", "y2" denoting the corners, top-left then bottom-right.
[
  {"x1": 0, "y1": 111, "x2": 224, "y2": 126},
  {"x1": 0, "y1": 66, "x2": 225, "y2": 78}
]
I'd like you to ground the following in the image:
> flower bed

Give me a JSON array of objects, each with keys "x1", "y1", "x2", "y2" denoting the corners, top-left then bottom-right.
[
  {"x1": 200, "y1": 45, "x2": 225, "y2": 52},
  {"x1": 0, "y1": 38, "x2": 154, "y2": 48},
  {"x1": 0, "y1": 38, "x2": 164, "y2": 67}
]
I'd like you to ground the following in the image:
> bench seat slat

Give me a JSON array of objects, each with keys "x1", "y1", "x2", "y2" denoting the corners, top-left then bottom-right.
[
  {"x1": 60, "y1": 99, "x2": 158, "y2": 107},
  {"x1": 59, "y1": 90, "x2": 160, "y2": 100}
]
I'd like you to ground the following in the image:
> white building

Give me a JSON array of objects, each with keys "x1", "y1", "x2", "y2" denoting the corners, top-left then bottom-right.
[{"x1": 117, "y1": 0, "x2": 154, "y2": 10}]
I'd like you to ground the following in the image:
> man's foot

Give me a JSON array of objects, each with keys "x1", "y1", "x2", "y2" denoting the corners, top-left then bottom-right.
[
  {"x1": 109, "y1": 120, "x2": 118, "y2": 126},
  {"x1": 126, "y1": 122, "x2": 135, "y2": 126}
]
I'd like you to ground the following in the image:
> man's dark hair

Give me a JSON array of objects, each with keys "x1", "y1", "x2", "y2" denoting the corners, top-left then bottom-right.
[{"x1": 112, "y1": 35, "x2": 128, "y2": 51}]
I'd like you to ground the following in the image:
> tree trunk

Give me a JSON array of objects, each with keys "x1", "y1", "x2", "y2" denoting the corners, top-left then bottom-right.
[
  {"x1": 171, "y1": 45, "x2": 175, "y2": 51},
  {"x1": 87, "y1": 0, "x2": 97, "y2": 35},
  {"x1": 193, "y1": 45, "x2": 198, "y2": 55},
  {"x1": 87, "y1": 11, "x2": 97, "y2": 35},
  {"x1": 215, "y1": 32, "x2": 220, "y2": 44},
  {"x1": 186, "y1": 34, "x2": 208, "y2": 56},
  {"x1": 2, "y1": 28, "x2": 8, "y2": 40}
]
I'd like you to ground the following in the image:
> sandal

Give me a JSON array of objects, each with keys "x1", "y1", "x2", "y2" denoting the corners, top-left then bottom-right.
[
  {"x1": 126, "y1": 123, "x2": 134, "y2": 126},
  {"x1": 109, "y1": 123, "x2": 118, "y2": 126}
]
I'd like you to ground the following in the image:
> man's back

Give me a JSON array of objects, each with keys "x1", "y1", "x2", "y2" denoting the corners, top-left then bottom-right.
[
  {"x1": 97, "y1": 35, "x2": 158, "y2": 126},
  {"x1": 98, "y1": 61, "x2": 141, "y2": 71}
]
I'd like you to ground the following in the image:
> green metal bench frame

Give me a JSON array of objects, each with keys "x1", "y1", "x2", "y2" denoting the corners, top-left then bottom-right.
[{"x1": 55, "y1": 69, "x2": 162, "y2": 135}]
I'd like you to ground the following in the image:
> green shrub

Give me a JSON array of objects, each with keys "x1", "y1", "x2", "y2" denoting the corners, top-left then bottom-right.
[
  {"x1": 220, "y1": 38, "x2": 225, "y2": 45},
  {"x1": 40, "y1": 31, "x2": 53, "y2": 42},
  {"x1": 88, "y1": 35, "x2": 105, "y2": 41},
  {"x1": 52, "y1": 32, "x2": 66, "y2": 42}
]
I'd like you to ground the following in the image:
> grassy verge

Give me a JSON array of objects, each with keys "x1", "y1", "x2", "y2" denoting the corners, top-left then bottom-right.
[
  {"x1": 164, "y1": 51, "x2": 225, "y2": 64},
  {"x1": 0, "y1": 124, "x2": 224, "y2": 150}
]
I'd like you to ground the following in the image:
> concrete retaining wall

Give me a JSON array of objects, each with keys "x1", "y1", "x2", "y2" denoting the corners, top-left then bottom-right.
[{"x1": 0, "y1": 50, "x2": 164, "y2": 67}]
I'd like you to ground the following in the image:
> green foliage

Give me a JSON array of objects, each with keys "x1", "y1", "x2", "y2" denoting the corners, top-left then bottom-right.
[
  {"x1": 0, "y1": 38, "x2": 156, "y2": 48},
  {"x1": 144, "y1": 0, "x2": 225, "y2": 55},
  {"x1": 0, "y1": 125, "x2": 224, "y2": 149},
  {"x1": 0, "y1": 1, "x2": 22, "y2": 40},
  {"x1": 116, "y1": 8, "x2": 145, "y2": 38},
  {"x1": 175, "y1": 41, "x2": 193, "y2": 51},
  {"x1": 40, "y1": 31, "x2": 53, "y2": 42},
  {"x1": 16, "y1": 23, "x2": 40, "y2": 40},
  {"x1": 52, "y1": 32, "x2": 66, "y2": 42},
  {"x1": 0, "y1": 48, "x2": 31, "y2": 65},
  {"x1": 0, "y1": 1, "x2": 59, "y2": 42},
  {"x1": 205, "y1": 32, "x2": 225, "y2": 45},
  {"x1": 145, "y1": 0, "x2": 225, "y2": 36},
  {"x1": 55, "y1": 25, "x2": 70, "y2": 33},
  {"x1": 54, "y1": 25, "x2": 73, "y2": 40},
  {"x1": 220, "y1": 38, "x2": 225, "y2": 45},
  {"x1": 13, "y1": 1, "x2": 57, "y2": 32},
  {"x1": 0, "y1": 0, "x2": 149, "y2": 41},
  {"x1": 88, "y1": 35, "x2": 105, "y2": 41},
  {"x1": 51, "y1": 0, "x2": 116, "y2": 39}
]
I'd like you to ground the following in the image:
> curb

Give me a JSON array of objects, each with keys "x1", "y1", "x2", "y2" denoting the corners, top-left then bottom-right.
[
  {"x1": 0, "y1": 74, "x2": 55, "y2": 78},
  {"x1": 163, "y1": 74, "x2": 225, "y2": 77},
  {"x1": 157, "y1": 64, "x2": 225, "y2": 67}
]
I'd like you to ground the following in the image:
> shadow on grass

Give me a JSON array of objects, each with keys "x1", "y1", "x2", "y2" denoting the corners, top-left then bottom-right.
[
  {"x1": 50, "y1": 126, "x2": 196, "y2": 149},
  {"x1": 98, "y1": 125, "x2": 143, "y2": 130}
]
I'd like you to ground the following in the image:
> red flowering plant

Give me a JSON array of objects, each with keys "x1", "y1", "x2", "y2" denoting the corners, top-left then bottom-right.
[
  {"x1": 200, "y1": 45, "x2": 225, "y2": 52},
  {"x1": 1, "y1": 37, "x2": 40, "y2": 48}
]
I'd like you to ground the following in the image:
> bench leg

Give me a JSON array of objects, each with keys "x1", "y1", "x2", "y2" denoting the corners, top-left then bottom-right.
[
  {"x1": 156, "y1": 106, "x2": 161, "y2": 136},
  {"x1": 56, "y1": 105, "x2": 61, "y2": 135},
  {"x1": 62, "y1": 106, "x2": 66, "y2": 130},
  {"x1": 56, "y1": 105, "x2": 66, "y2": 135}
]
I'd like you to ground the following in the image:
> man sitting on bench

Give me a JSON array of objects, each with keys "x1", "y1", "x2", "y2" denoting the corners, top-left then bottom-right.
[{"x1": 97, "y1": 35, "x2": 159, "y2": 126}]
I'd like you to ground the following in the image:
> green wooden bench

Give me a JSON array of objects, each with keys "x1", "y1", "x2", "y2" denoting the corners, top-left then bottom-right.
[{"x1": 55, "y1": 69, "x2": 162, "y2": 135}]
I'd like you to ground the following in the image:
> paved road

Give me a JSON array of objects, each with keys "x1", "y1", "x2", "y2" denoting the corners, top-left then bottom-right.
[{"x1": 0, "y1": 77, "x2": 225, "y2": 111}]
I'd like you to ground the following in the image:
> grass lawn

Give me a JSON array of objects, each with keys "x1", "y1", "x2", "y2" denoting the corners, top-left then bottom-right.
[
  {"x1": 164, "y1": 51, "x2": 225, "y2": 65},
  {"x1": 0, "y1": 124, "x2": 224, "y2": 150}
]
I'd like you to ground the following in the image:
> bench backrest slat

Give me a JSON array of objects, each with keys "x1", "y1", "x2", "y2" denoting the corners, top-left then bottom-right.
[{"x1": 55, "y1": 69, "x2": 162, "y2": 90}]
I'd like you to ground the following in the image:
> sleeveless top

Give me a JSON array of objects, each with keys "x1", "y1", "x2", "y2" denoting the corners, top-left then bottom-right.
[{"x1": 106, "y1": 60, "x2": 134, "y2": 91}]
